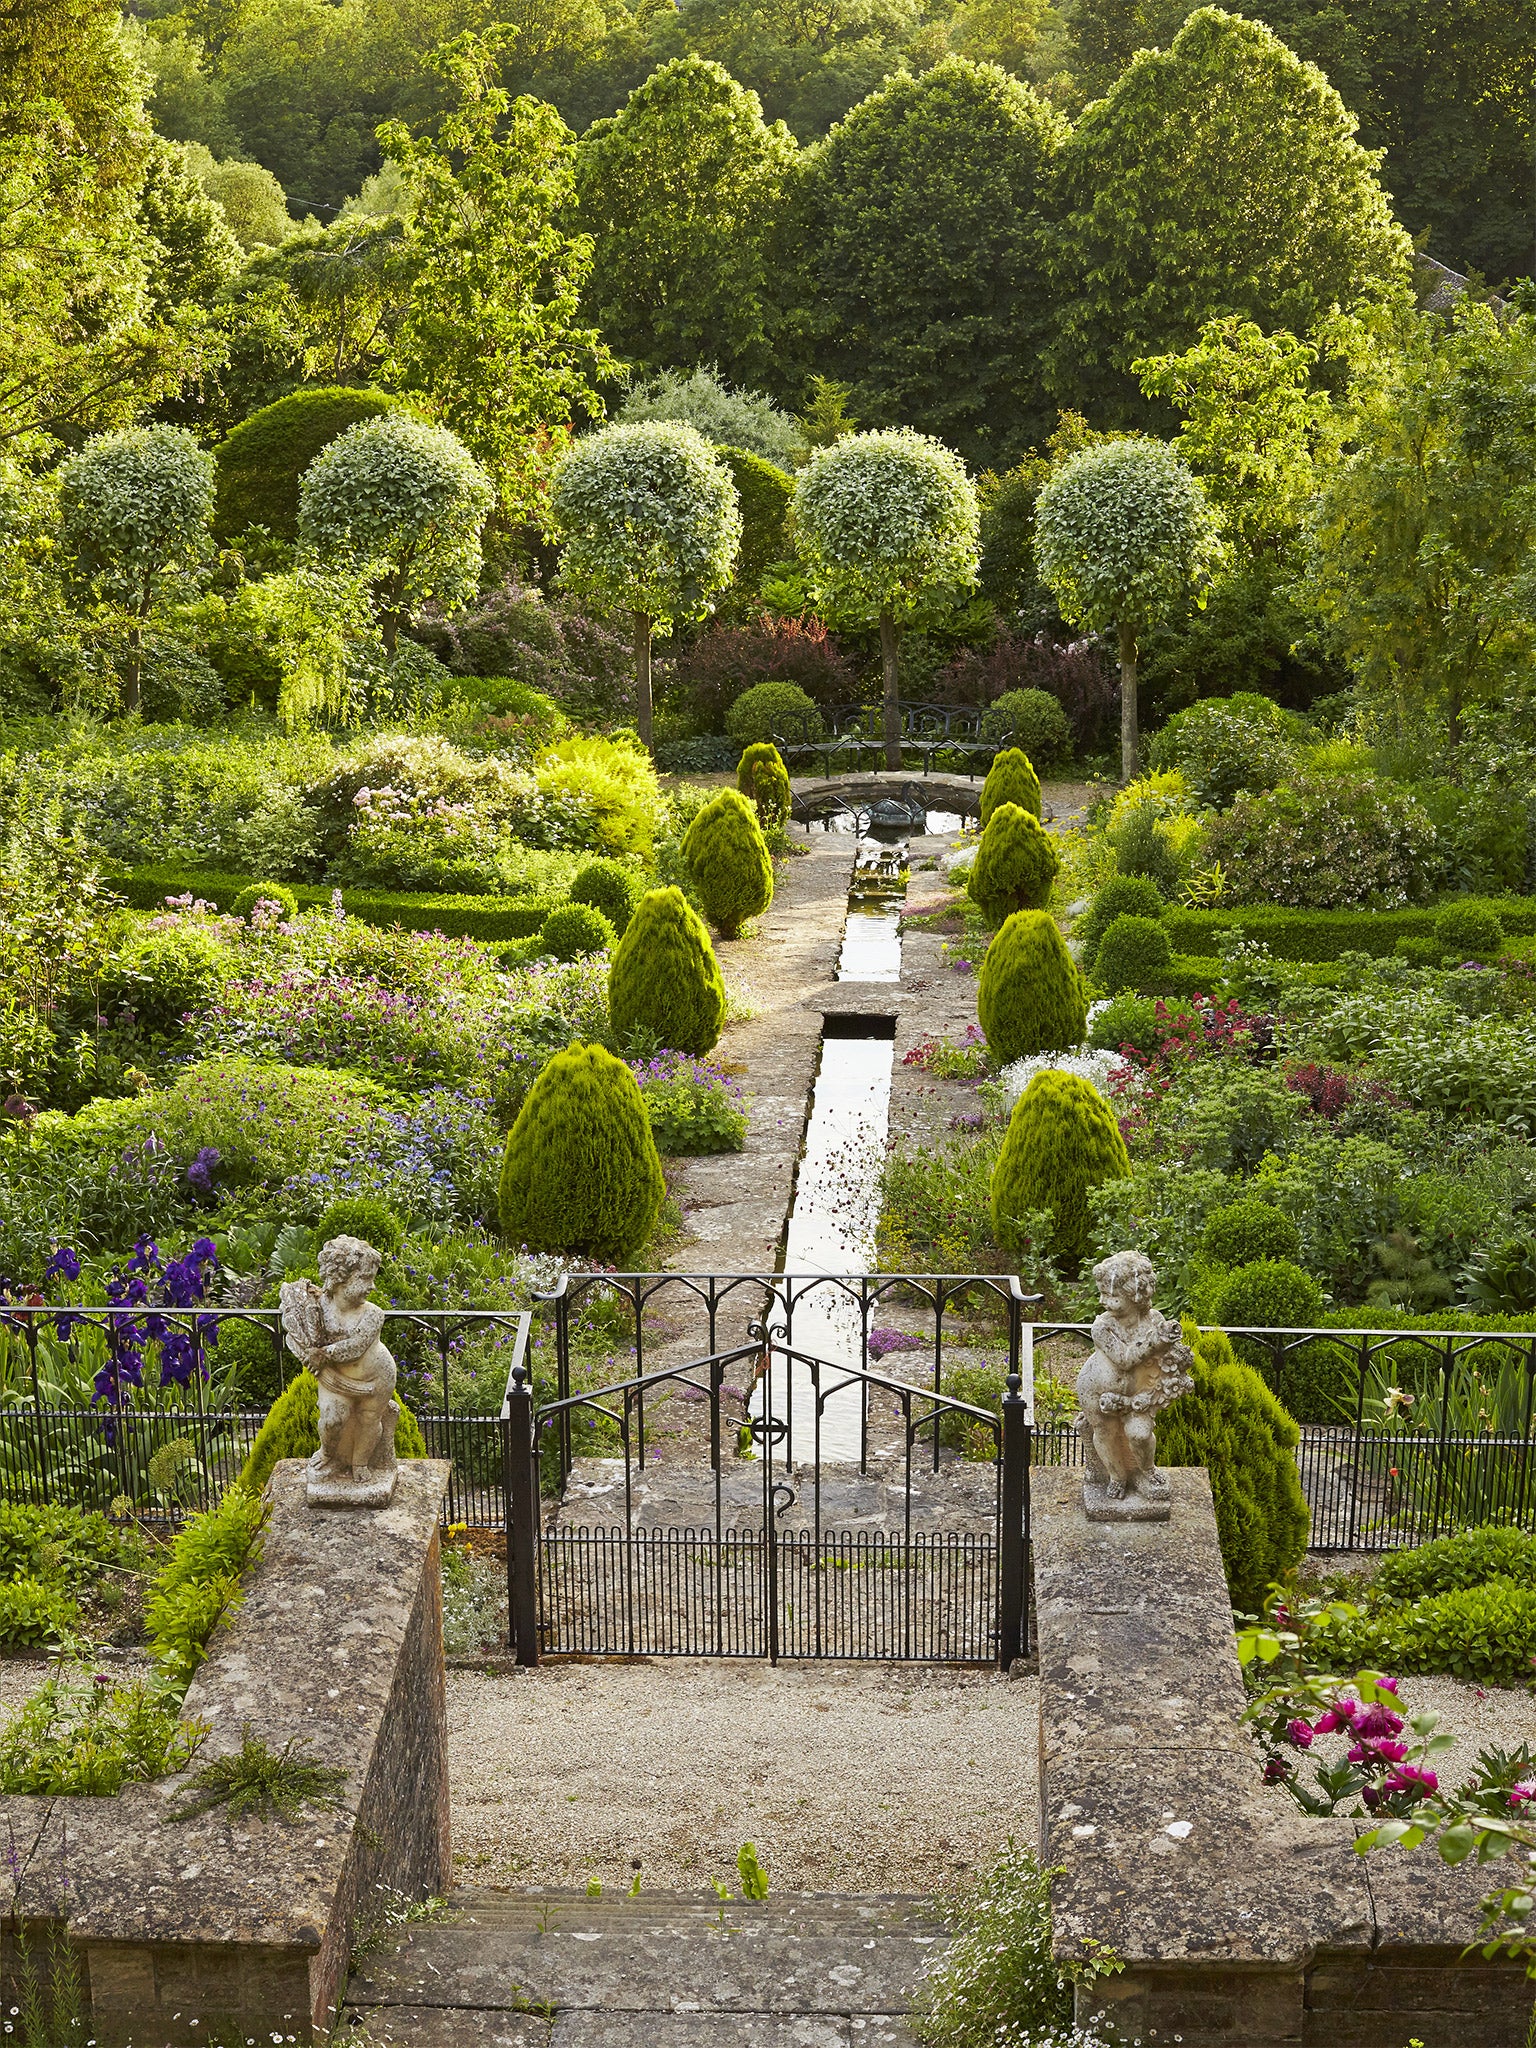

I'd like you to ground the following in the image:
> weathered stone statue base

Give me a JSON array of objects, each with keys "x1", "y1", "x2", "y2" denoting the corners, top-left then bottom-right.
[
  {"x1": 307, "y1": 1395, "x2": 400, "y2": 1508},
  {"x1": 1082, "y1": 1473, "x2": 1172, "y2": 1523}
]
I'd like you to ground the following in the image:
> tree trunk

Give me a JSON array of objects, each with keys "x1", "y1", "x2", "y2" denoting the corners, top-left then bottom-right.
[
  {"x1": 633, "y1": 611, "x2": 653, "y2": 753},
  {"x1": 1118, "y1": 619, "x2": 1139, "y2": 783},
  {"x1": 879, "y1": 609, "x2": 900, "y2": 771},
  {"x1": 122, "y1": 625, "x2": 142, "y2": 713}
]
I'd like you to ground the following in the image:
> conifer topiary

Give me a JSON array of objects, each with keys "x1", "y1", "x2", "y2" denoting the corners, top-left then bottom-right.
[
  {"x1": 976, "y1": 910, "x2": 1087, "y2": 1065},
  {"x1": 1075, "y1": 873, "x2": 1164, "y2": 973},
  {"x1": 540, "y1": 901, "x2": 616, "y2": 960},
  {"x1": 1158, "y1": 1323, "x2": 1309, "y2": 1613},
  {"x1": 496, "y1": 1041, "x2": 665, "y2": 1260},
  {"x1": 315, "y1": 1195, "x2": 405, "y2": 1255},
  {"x1": 682, "y1": 788, "x2": 774, "y2": 938},
  {"x1": 1093, "y1": 913, "x2": 1173, "y2": 994},
  {"x1": 979, "y1": 746, "x2": 1041, "y2": 824},
  {"x1": 966, "y1": 802, "x2": 1060, "y2": 925},
  {"x1": 238, "y1": 1373, "x2": 427, "y2": 1494},
  {"x1": 737, "y1": 741, "x2": 791, "y2": 828},
  {"x1": 570, "y1": 858, "x2": 642, "y2": 937},
  {"x1": 608, "y1": 886, "x2": 728, "y2": 1054},
  {"x1": 231, "y1": 882, "x2": 300, "y2": 921},
  {"x1": 990, "y1": 1069, "x2": 1129, "y2": 1269}
]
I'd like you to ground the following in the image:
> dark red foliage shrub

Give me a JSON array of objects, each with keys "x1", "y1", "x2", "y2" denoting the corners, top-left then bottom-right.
[
  {"x1": 932, "y1": 633, "x2": 1118, "y2": 753},
  {"x1": 1286, "y1": 1063, "x2": 1353, "y2": 1118},
  {"x1": 673, "y1": 617, "x2": 854, "y2": 731}
]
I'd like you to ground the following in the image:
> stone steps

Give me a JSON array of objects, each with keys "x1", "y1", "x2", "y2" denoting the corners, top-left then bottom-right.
[{"x1": 345, "y1": 1889, "x2": 947, "y2": 2048}]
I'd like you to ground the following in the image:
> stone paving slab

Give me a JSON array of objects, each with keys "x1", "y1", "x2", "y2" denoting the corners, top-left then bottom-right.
[
  {"x1": 551, "y1": 2015, "x2": 914, "y2": 2047},
  {"x1": 351, "y1": 2009, "x2": 551, "y2": 2047}
]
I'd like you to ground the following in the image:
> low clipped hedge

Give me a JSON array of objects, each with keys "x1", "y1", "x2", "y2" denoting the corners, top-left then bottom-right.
[
  {"x1": 109, "y1": 864, "x2": 558, "y2": 940},
  {"x1": 1324, "y1": 1579, "x2": 1536, "y2": 1688},
  {"x1": 1164, "y1": 898, "x2": 1536, "y2": 964}
]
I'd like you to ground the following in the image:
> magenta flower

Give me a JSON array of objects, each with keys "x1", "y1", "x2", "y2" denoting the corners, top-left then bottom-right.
[
  {"x1": 1285, "y1": 1719, "x2": 1313, "y2": 1750},
  {"x1": 1349, "y1": 1738, "x2": 1408, "y2": 1766},
  {"x1": 1354, "y1": 1704, "x2": 1405, "y2": 1739},
  {"x1": 1383, "y1": 1764, "x2": 1437, "y2": 1797},
  {"x1": 1263, "y1": 1757, "x2": 1292, "y2": 1783},
  {"x1": 1313, "y1": 1699, "x2": 1360, "y2": 1735}
]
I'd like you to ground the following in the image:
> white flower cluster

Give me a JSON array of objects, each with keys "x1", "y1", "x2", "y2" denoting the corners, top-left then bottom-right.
[{"x1": 999, "y1": 1043, "x2": 1125, "y2": 1110}]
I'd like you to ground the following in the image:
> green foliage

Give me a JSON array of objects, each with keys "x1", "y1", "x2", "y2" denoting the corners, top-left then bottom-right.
[
  {"x1": 171, "y1": 1726, "x2": 348, "y2": 1823},
  {"x1": 608, "y1": 885, "x2": 727, "y2": 1056},
  {"x1": 726, "y1": 680, "x2": 823, "y2": 746},
  {"x1": 115, "y1": 864, "x2": 561, "y2": 941},
  {"x1": 991, "y1": 1069, "x2": 1130, "y2": 1268},
  {"x1": 683, "y1": 787, "x2": 775, "y2": 938},
  {"x1": 1094, "y1": 913, "x2": 1173, "y2": 995},
  {"x1": 977, "y1": 910, "x2": 1087, "y2": 1066},
  {"x1": 377, "y1": 32, "x2": 615, "y2": 518},
  {"x1": 98, "y1": 923, "x2": 229, "y2": 1039},
  {"x1": 914, "y1": 1839, "x2": 1072, "y2": 2047},
  {"x1": 0, "y1": 1668, "x2": 203, "y2": 1797},
  {"x1": 1210, "y1": 1258, "x2": 1324, "y2": 1335},
  {"x1": 1376, "y1": 1527, "x2": 1536, "y2": 1605},
  {"x1": 0, "y1": 1578, "x2": 83, "y2": 1652},
  {"x1": 541, "y1": 900, "x2": 616, "y2": 959},
  {"x1": 1035, "y1": 438, "x2": 1222, "y2": 638},
  {"x1": 1435, "y1": 902, "x2": 1504, "y2": 962},
  {"x1": 297, "y1": 413, "x2": 494, "y2": 652},
  {"x1": 1326, "y1": 1579, "x2": 1536, "y2": 1690},
  {"x1": 239, "y1": 1372, "x2": 428, "y2": 1496},
  {"x1": 636, "y1": 1054, "x2": 748, "y2": 1154},
  {"x1": 315, "y1": 1194, "x2": 406, "y2": 1254},
  {"x1": 1146, "y1": 691, "x2": 1302, "y2": 808},
  {"x1": 1108, "y1": 803, "x2": 1184, "y2": 896},
  {"x1": 230, "y1": 881, "x2": 299, "y2": 920},
  {"x1": 497, "y1": 1041, "x2": 666, "y2": 1260},
  {"x1": 792, "y1": 427, "x2": 980, "y2": 627},
  {"x1": 1201, "y1": 1198, "x2": 1302, "y2": 1270},
  {"x1": 1158, "y1": 1323, "x2": 1308, "y2": 1613},
  {"x1": 790, "y1": 59, "x2": 1065, "y2": 469},
  {"x1": 570, "y1": 859, "x2": 642, "y2": 937},
  {"x1": 548, "y1": 421, "x2": 742, "y2": 633},
  {"x1": 978, "y1": 747, "x2": 1041, "y2": 824},
  {"x1": 966, "y1": 802, "x2": 1058, "y2": 926},
  {"x1": 1042, "y1": 7, "x2": 1411, "y2": 426},
  {"x1": 979, "y1": 689, "x2": 1070, "y2": 766},
  {"x1": 737, "y1": 1841, "x2": 770, "y2": 1899},
  {"x1": 1162, "y1": 897, "x2": 1536, "y2": 963},
  {"x1": 192, "y1": 150, "x2": 290, "y2": 251},
  {"x1": 146, "y1": 1482, "x2": 269, "y2": 1688},
  {"x1": 717, "y1": 447, "x2": 795, "y2": 600},
  {"x1": 619, "y1": 374, "x2": 804, "y2": 471},
  {"x1": 0, "y1": 1502, "x2": 127, "y2": 1585},
  {"x1": 1088, "y1": 989, "x2": 1163, "y2": 1058},
  {"x1": 1204, "y1": 774, "x2": 1439, "y2": 910},
  {"x1": 213, "y1": 387, "x2": 401, "y2": 544},
  {"x1": 1076, "y1": 873, "x2": 1164, "y2": 973},
  {"x1": 578, "y1": 59, "x2": 799, "y2": 391},
  {"x1": 736, "y1": 741, "x2": 791, "y2": 828}
]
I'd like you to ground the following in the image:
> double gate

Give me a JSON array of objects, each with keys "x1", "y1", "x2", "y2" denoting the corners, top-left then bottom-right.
[{"x1": 501, "y1": 1277, "x2": 1034, "y2": 1670}]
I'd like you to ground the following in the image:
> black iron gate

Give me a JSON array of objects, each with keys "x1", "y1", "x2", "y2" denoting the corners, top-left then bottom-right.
[{"x1": 501, "y1": 1318, "x2": 1032, "y2": 1669}]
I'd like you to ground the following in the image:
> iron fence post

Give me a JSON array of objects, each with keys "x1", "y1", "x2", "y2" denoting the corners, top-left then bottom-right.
[
  {"x1": 505, "y1": 1362, "x2": 540, "y2": 1666},
  {"x1": 998, "y1": 1344, "x2": 1031, "y2": 1670}
]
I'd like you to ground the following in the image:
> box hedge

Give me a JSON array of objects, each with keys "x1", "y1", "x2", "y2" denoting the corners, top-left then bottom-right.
[
  {"x1": 109, "y1": 864, "x2": 558, "y2": 940},
  {"x1": 1163, "y1": 897, "x2": 1536, "y2": 964}
]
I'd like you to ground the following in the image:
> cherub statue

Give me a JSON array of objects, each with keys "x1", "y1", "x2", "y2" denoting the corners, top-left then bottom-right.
[
  {"x1": 280, "y1": 1235, "x2": 400, "y2": 1507},
  {"x1": 1074, "y1": 1249, "x2": 1194, "y2": 1522}
]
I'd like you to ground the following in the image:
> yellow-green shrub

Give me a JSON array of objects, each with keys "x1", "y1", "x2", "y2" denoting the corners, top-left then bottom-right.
[
  {"x1": 496, "y1": 1041, "x2": 665, "y2": 1261},
  {"x1": 990, "y1": 1070, "x2": 1128, "y2": 1268},
  {"x1": 977, "y1": 911, "x2": 1086, "y2": 1064},
  {"x1": 608, "y1": 886, "x2": 727, "y2": 1055},
  {"x1": 682, "y1": 787, "x2": 774, "y2": 937}
]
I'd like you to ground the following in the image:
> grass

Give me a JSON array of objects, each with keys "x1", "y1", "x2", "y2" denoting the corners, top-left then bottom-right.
[{"x1": 170, "y1": 1725, "x2": 348, "y2": 1823}]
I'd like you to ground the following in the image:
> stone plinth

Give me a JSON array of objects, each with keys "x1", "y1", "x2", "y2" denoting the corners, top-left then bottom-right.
[
  {"x1": 1032, "y1": 1465, "x2": 1533, "y2": 2048},
  {"x1": 3, "y1": 1459, "x2": 450, "y2": 2046}
]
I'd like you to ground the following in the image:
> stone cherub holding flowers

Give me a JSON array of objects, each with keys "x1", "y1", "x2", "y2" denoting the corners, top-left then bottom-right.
[
  {"x1": 280, "y1": 1235, "x2": 400, "y2": 1508},
  {"x1": 1075, "y1": 1249, "x2": 1194, "y2": 1523}
]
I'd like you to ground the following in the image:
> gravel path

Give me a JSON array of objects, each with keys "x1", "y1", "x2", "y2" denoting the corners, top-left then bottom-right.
[{"x1": 445, "y1": 1660, "x2": 1039, "y2": 1896}]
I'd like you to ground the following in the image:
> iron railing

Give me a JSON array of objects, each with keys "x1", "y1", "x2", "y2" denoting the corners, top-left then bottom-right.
[{"x1": 774, "y1": 732, "x2": 1006, "y2": 780}]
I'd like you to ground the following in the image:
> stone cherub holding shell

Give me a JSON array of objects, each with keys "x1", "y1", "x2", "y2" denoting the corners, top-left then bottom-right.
[
  {"x1": 280, "y1": 1235, "x2": 400, "y2": 1507},
  {"x1": 1075, "y1": 1249, "x2": 1194, "y2": 1522}
]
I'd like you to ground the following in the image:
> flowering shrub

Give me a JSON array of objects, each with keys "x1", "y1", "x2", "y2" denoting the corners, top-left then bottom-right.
[
  {"x1": 903, "y1": 1026, "x2": 989, "y2": 1081},
  {"x1": 192, "y1": 969, "x2": 496, "y2": 1085},
  {"x1": 630, "y1": 1052, "x2": 748, "y2": 1155},
  {"x1": 998, "y1": 1046, "x2": 1123, "y2": 1111},
  {"x1": 1205, "y1": 773, "x2": 1439, "y2": 909}
]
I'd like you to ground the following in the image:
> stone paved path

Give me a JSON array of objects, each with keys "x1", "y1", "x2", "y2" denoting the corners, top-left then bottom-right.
[{"x1": 346, "y1": 1890, "x2": 946, "y2": 2047}]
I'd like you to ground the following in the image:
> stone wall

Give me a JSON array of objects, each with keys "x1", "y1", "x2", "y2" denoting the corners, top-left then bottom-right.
[
  {"x1": 1, "y1": 1459, "x2": 450, "y2": 2046},
  {"x1": 1033, "y1": 1465, "x2": 1533, "y2": 2048}
]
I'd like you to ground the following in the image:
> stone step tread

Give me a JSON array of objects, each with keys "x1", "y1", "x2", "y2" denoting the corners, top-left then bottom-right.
[
  {"x1": 443, "y1": 1891, "x2": 943, "y2": 1931},
  {"x1": 347, "y1": 2005, "x2": 919, "y2": 2046}
]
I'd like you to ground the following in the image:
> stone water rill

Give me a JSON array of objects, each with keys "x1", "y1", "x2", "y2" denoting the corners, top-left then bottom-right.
[
  {"x1": 1075, "y1": 1247, "x2": 1194, "y2": 1522},
  {"x1": 281, "y1": 1232, "x2": 401, "y2": 1507}
]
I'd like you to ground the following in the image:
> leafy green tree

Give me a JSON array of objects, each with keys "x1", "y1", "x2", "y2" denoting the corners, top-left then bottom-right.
[
  {"x1": 57, "y1": 426, "x2": 216, "y2": 711},
  {"x1": 790, "y1": 58, "x2": 1064, "y2": 467},
  {"x1": 222, "y1": 214, "x2": 415, "y2": 409},
  {"x1": 297, "y1": 413, "x2": 493, "y2": 653},
  {"x1": 792, "y1": 427, "x2": 979, "y2": 767},
  {"x1": 1035, "y1": 438, "x2": 1221, "y2": 780},
  {"x1": 136, "y1": 138, "x2": 243, "y2": 326},
  {"x1": 1304, "y1": 300, "x2": 1536, "y2": 755},
  {"x1": 188, "y1": 149, "x2": 291, "y2": 250},
  {"x1": 576, "y1": 57, "x2": 798, "y2": 387},
  {"x1": 379, "y1": 29, "x2": 616, "y2": 518},
  {"x1": 617, "y1": 367, "x2": 804, "y2": 468},
  {"x1": 1042, "y1": 8, "x2": 1412, "y2": 429},
  {"x1": 214, "y1": 386, "x2": 403, "y2": 543},
  {"x1": 547, "y1": 421, "x2": 741, "y2": 751}
]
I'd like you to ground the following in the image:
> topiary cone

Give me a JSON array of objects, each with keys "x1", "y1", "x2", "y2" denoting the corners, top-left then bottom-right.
[
  {"x1": 979, "y1": 746, "x2": 1041, "y2": 825},
  {"x1": 990, "y1": 1069, "x2": 1129, "y2": 1270},
  {"x1": 609, "y1": 886, "x2": 727, "y2": 1055},
  {"x1": 1158, "y1": 1321, "x2": 1309, "y2": 1612},
  {"x1": 966, "y1": 802, "x2": 1060, "y2": 925},
  {"x1": 497, "y1": 1042, "x2": 665, "y2": 1261},
  {"x1": 737, "y1": 741, "x2": 791, "y2": 828},
  {"x1": 239, "y1": 1371, "x2": 427, "y2": 1494},
  {"x1": 682, "y1": 787, "x2": 774, "y2": 939},
  {"x1": 977, "y1": 910, "x2": 1087, "y2": 1064}
]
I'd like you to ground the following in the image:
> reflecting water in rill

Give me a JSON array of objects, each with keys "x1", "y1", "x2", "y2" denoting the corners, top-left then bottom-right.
[{"x1": 838, "y1": 843, "x2": 905, "y2": 984}]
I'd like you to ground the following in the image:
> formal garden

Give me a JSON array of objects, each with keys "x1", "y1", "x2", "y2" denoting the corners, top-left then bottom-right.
[{"x1": 7, "y1": 0, "x2": 1536, "y2": 2036}]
